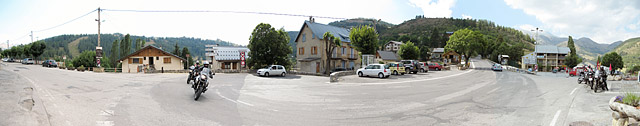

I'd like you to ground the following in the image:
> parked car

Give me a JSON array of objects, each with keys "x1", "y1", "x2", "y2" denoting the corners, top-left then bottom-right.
[
  {"x1": 21, "y1": 58, "x2": 34, "y2": 64},
  {"x1": 42, "y1": 60, "x2": 58, "y2": 67},
  {"x1": 569, "y1": 66, "x2": 586, "y2": 76},
  {"x1": 386, "y1": 62, "x2": 406, "y2": 75},
  {"x1": 6, "y1": 58, "x2": 15, "y2": 62},
  {"x1": 257, "y1": 65, "x2": 287, "y2": 77},
  {"x1": 400, "y1": 60, "x2": 422, "y2": 74},
  {"x1": 492, "y1": 63, "x2": 503, "y2": 71},
  {"x1": 418, "y1": 62, "x2": 428, "y2": 72},
  {"x1": 357, "y1": 64, "x2": 391, "y2": 79},
  {"x1": 428, "y1": 62, "x2": 444, "y2": 71}
]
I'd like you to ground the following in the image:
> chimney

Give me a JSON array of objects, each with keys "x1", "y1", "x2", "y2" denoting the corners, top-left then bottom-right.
[{"x1": 309, "y1": 16, "x2": 314, "y2": 23}]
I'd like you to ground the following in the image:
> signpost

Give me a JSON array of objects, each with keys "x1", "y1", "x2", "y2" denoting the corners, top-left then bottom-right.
[
  {"x1": 96, "y1": 47, "x2": 102, "y2": 67},
  {"x1": 240, "y1": 52, "x2": 245, "y2": 68}
]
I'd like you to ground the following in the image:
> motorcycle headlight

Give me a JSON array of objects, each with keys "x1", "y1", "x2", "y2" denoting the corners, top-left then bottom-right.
[{"x1": 200, "y1": 75, "x2": 207, "y2": 80}]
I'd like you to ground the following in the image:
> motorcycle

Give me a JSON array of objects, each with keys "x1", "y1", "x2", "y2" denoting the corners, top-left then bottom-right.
[
  {"x1": 192, "y1": 68, "x2": 212, "y2": 101},
  {"x1": 593, "y1": 74, "x2": 600, "y2": 93},
  {"x1": 187, "y1": 66, "x2": 196, "y2": 84},
  {"x1": 577, "y1": 72, "x2": 584, "y2": 84},
  {"x1": 586, "y1": 71, "x2": 594, "y2": 89}
]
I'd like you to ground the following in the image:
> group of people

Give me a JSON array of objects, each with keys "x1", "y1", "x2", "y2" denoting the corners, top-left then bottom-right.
[
  {"x1": 580, "y1": 65, "x2": 609, "y2": 91},
  {"x1": 190, "y1": 61, "x2": 214, "y2": 91}
]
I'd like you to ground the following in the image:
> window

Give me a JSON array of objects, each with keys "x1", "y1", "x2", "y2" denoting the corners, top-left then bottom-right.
[
  {"x1": 163, "y1": 57, "x2": 171, "y2": 63},
  {"x1": 271, "y1": 66, "x2": 277, "y2": 69},
  {"x1": 302, "y1": 33, "x2": 306, "y2": 42},
  {"x1": 156, "y1": 57, "x2": 159, "y2": 60},
  {"x1": 342, "y1": 47, "x2": 346, "y2": 56},
  {"x1": 143, "y1": 57, "x2": 146, "y2": 60},
  {"x1": 131, "y1": 58, "x2": 141, "y2": 64},
  {"x1": 312, "y1": 46, "x2": 318, "y2": 55},
  {"x1": 299, "y1": 47, "x2": 305, "y2": 55}
]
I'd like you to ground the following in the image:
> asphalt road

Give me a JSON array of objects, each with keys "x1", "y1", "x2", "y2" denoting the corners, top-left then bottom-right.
[{"x1": 0, "y1": 58, "x2": 629, "y2": 126}]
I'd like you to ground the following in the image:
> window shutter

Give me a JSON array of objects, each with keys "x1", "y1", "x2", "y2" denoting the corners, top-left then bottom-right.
[
  {"x1": 139, "y1": 58, "x2": 143, "y2": 64},
  {"x1": 128, "y1": 58, "x2": 132, "y2": 64}
]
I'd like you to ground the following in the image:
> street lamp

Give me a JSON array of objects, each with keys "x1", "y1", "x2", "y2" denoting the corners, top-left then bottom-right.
[{"x1": 531, "y1": 28, "x2": 543, "y2": 45}]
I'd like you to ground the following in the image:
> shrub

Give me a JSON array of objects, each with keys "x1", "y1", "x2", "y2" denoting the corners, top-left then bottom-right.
[
  {"x1": 623, "y1": 92, "x2": 640, "y2": 107},
  {"x1": 77, "y1": 65, "x2": 85, "y2": 71}
]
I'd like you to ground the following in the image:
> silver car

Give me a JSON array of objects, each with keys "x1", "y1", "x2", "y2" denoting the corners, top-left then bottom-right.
[{"x1": 257, "y1": 65, "x2": 287, "y2": 77}]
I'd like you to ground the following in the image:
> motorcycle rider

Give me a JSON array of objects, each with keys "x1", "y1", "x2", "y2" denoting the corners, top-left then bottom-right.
[
  {"x1": 193, "y1": 61, "x2": 213, "y2": 92},
  {"x1": 599, "y1": 66, "x2": 609, "y2": 91}
]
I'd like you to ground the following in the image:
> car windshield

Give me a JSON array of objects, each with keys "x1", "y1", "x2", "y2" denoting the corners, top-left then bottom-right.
[{"x1": 401, "y1": 61, "x2": 411, "y2": 64}]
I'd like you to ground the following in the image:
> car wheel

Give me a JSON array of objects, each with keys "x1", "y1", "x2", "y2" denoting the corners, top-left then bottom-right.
[
  {"x1": 378, "y1": 73, "x2": 384, "y2": 79},
  {"x1": 401, "y1": 72, "x2": 405, "y2": 75},
  {"x1": 435, "y1": 68, "x2": 440, "y2": 71},
  {"x1": 281, "y1": 72, "x2": 286, "y2": 77},
  {"x1": 358, "y1": 72, "x2": 363, "y2": 77},
  {"x1": 265, "y1": 72, "x2": 269, "y2": 77},
  {"x1": 393, "y1": 71, "x2": 398, "y2": 75}
]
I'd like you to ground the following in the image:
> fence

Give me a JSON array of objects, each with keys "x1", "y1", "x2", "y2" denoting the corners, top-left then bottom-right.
[{"x1": 103, "y1": 68, "x2": 122, "y2": 73}]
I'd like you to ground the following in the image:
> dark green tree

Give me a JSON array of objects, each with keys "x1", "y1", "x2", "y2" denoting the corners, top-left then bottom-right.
[
  {"x1": 247, "y1": 23, "x2": 292, "y2": 69},
  {"x1": 120, "y1": 39, "x2": 127, "y2": 58},
  {"x1": 141, "y1": 39, "x2": 146, "y2": 48},
  {"x1": 398, "y1": 41, "x2": 420, "y2": 60},
  {"x1": 172, "y1": 43, "x2": 181, "y2": 56},
  {"x1": 23, "y1": 44, "x2": 32, "y2": 58},
  {"x1": 109, "y1": 40, "x2": 119, "y2": 67},
  {"x1": 29, "y1": 41, "x2": 46, "y2": 61},
  {"x1": 601, "y1": 52, "x2": 624, "y2": 71},
  {"x1": 181, "y1": 47, "x2": 192, "y2": 69},
  {"x1": 323, "y1": 32, "x2": 342, "y2": 74},
  {"x1": 349, "y1": 25, "x2": 379, "y2": 55},
  {"x1": 565, "y1": 36, "x2": 582, "y2": 68},
  {"x1": 135, "y1": 38, "x2": 142, "y2": 51},
  {"x1": 71, "y1": 50, "x2": 96, "y2": 67}
]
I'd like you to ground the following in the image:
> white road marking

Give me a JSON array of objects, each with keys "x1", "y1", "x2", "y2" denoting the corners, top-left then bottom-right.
[
  {"x1": 550, "y1": 110, "x2": 561, "y2": 126},
  {"x1": 431, "y1": 80, "x2": 493, "y2": 103},
  {"x1": 100, "y1": 110, "x2": 114, "y2": 116},
  {"x1": 486, "y1": 87, "x2": 500, "y2": 94},
  {"x1": 569, "y1": 87, "x2": 578, "y2": 95},
  {"x1": 216, "y1": 89, "x2": 254, "y2": 106},
  {"x1": 96, "y1": 121, "x2": 114, "y2": 126}
]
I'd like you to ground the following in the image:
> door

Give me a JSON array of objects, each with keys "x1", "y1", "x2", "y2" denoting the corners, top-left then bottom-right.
[
  {"x1": 148, "y1": 57, "x2": 154, "y2": 65},
  {"x1": 316, "y1": 62, "x2": 320, "y2": 73}
]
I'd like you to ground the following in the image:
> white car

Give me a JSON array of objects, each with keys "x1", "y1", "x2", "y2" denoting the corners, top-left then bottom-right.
[
  {"x1": 257, "y1": 65, "x2": 287, "y2": 77},
  {"x1": 492, "y1": 63, "x2": 503, "y2": 71},
  {"x1": 357, "y1": 64, "x2": 391, "y2": 79}
]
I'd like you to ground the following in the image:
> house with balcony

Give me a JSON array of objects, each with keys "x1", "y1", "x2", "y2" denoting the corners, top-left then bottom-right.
[
  {"x1": 383, "y1": 41, "x2": 403, "y2": 53},
  {"x1": 204, "y1": 45, "x2": 250, "y2": 70},
  {"x1": 521, "y1": 45, "x2": 570, "y2": 71},
  {"x1": 295, "y1": 19, "x2": 359, "y2": 74}
]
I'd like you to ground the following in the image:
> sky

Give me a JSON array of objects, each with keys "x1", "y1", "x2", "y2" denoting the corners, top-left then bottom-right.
[{"x1": 1, "y1": 0, "x2": 639, "y2": 49}]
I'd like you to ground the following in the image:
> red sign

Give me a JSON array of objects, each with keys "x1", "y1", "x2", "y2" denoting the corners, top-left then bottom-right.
[{"x1": 240, "y1": 52, "x2": 245, "y2": 67}]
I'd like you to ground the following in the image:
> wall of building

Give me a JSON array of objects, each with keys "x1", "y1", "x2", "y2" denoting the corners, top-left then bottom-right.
[{"x1": 295, "y1": 24, "x2": 360, "y2": 73}]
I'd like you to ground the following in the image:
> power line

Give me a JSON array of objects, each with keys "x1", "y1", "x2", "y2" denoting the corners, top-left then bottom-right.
[
  {"x1": 102, "y1": 9, "x2": 348, "y2": 20},
  {"x1": 34, "y1": 9, "x2": 98, "y2": 33}
]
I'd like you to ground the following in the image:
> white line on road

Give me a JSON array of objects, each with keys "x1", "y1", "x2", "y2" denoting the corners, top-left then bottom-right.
[
  {"x1": 550, "y1": 110, "x2": 561, "y2": 126},
  {"x1": 216, "y1": 89, "x2": 254, "y2": 106},
  {"x1": 486, "y1": 87, "x2": 500, "y2": 94},
  {"x1": 569, "y1": 87, "x2": 578, "y2": 95}
]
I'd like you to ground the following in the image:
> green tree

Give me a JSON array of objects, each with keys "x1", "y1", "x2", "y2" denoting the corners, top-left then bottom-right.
[
  {"x1": 100, "y1": 57, "x2": 112, "y2": 68},
  {"x1": 29, "y1": 41, "x2": 47, "y2": 61},
  {"x1": 445, "y1": 28, "x2": 483, "y2": 67},
  {"x1": 71, "y1": 50, "x2": 96, "y2": 67},
  {"x1": 601, "y1": 52, "x2": 624, "y2": 71},
  {"x1": 247, "y1": 23, "x2": 292, "y2": 69},
  {"x1": 141, "y1": 39, "x2": 146, "y2": 48},
  {"x1": 181, "y1": 47, "x2": 192, "y2": 69},
  {"x1": 23, "y1": 44, "x2": 32, "y2": 58},
  {"x1": 323, "y1": 32, "x2": 342, "y2": 74},
  {"x1": 135, "y1": 38, "x2": 142, "y2": 51},
  {"x1": 398, "y1": 41, "x2": 420, "y2": 60},
  {"x1": 172, "y1": 43, "x2": 181, "y2": 56},
  {"x1": 109, "y1": 40, "x2": 119, "y2": 67},
  {"x1": 349, "y1": 25, "x2": 379, "y2": 55},
  {"x1": 120, "y1": 39, "x2": 127, "y2": 58},
  {"x1": 565, "y1": 36, "x2": 582, "y2": 68},
  {"x1": 429, "y1": 28, "x2": 442, "y2": 47}
]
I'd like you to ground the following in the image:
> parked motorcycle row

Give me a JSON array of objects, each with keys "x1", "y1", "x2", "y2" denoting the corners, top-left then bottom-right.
[{"x1": 577, "y1": 66, "x2": 609, "y2": 93}]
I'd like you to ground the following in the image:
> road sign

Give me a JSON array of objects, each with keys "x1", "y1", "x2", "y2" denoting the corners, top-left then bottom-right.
[
  {"x1": 186, "y1": 54, "x2": 190, "y2": 58},
  {"x1": 97, "y1": 58, "x2": 101, "y2": 67},
  {"x1": 240, "y1": 52, "x2": 245, "y2": 67}
]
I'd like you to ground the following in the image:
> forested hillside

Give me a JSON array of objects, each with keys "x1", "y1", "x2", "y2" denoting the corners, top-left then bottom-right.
[
  {"x1": 328, "y1": 18, "x2": 395, "y2": 35},
  {"x1": 39, "y1": 33, "x2": 238, "y2": 59},
  {"x1": 612, "y1": 37, "x2": 640, "y2": 70}
]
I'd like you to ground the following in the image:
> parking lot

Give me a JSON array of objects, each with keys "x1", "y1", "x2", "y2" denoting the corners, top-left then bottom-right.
[{"x1": 1, "y1": 58, "x2": 637, "y2": 125}]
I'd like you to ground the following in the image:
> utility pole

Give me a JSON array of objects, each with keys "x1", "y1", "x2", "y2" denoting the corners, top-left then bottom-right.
[
  {"x1": 95, "y1": 7, "x2": 103, "y2": 68},
  {"x1": 30, "y1": 31, "x2": 33, "y2": 43}
]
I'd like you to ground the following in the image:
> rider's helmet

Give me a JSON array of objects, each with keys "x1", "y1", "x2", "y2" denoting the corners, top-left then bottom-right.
[
  {"x1": 203, "y1": 61, "x2": 209, "y2": 68},
  {"x1": 195, "y1": 61, "x2": 200, "y2": 66}
]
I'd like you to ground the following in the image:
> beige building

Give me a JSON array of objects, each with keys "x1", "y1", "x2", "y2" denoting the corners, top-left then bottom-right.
[
  {"x1": 521, "y1": 45, "x2": 570, "y2": 71},
  {"x1": 118, "y1": 45, "x2": 185, "y2": 73},
  {"x1": 204, "y1": 45, "x2": 250, "y2": 70},
  {"x1": 295, "y1": 20, "x2": 360, "y2": 74},
  {"x1": 384, "y1": 41, "x2": 403, "y2": 53}
]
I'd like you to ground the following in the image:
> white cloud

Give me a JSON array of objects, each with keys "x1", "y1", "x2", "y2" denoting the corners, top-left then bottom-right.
[
  {"x1": 504, "y1": 0, "x2": 640, "y2": 43},
  {"x1": 461, "y1": 14, "x2": 472, "y2": 19},
  {"x1": 409, "y1": 0, "x2": 456, "y2": 18}
]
